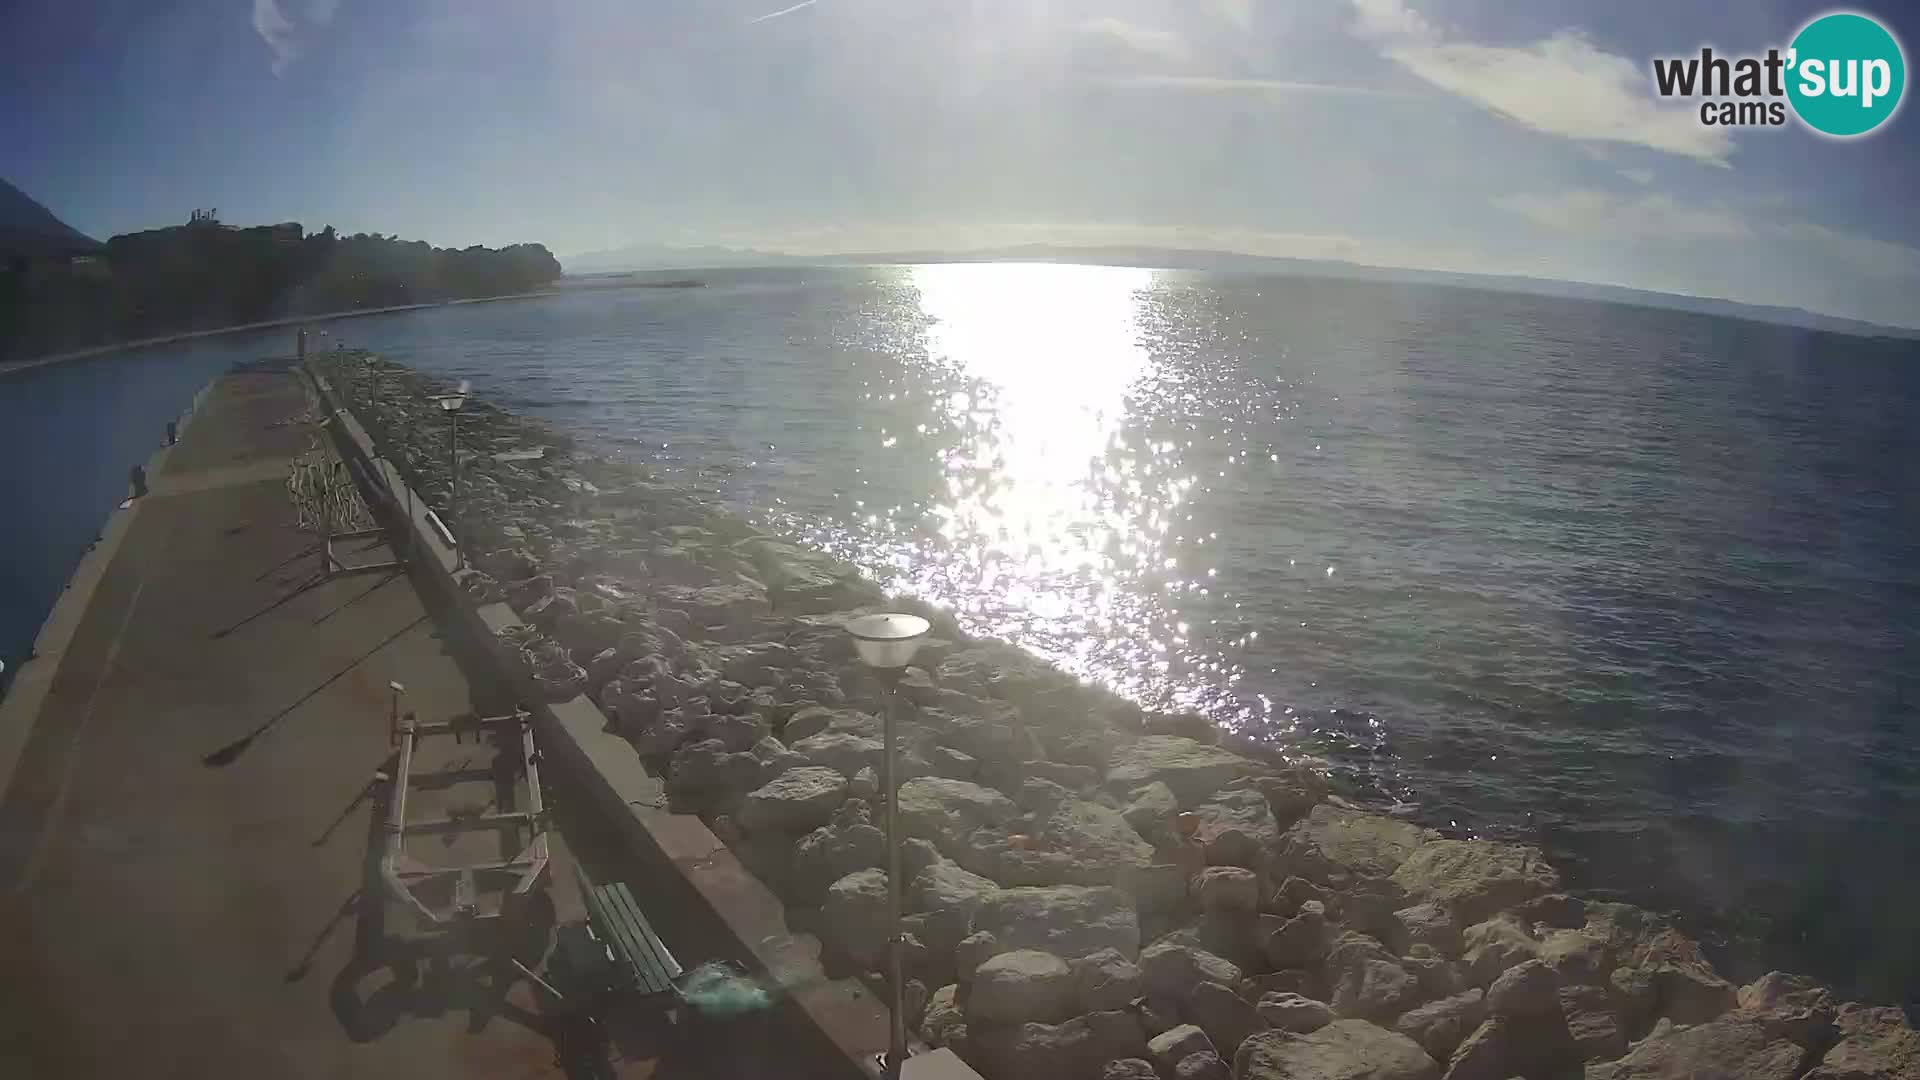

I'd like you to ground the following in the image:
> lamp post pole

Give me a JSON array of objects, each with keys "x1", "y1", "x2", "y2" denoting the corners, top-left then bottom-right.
[
  {"x1": 844, "y1": 612, "x2": 930, "y2": 1080},
  {"x1": 433, "y1": 382, "x2": 470, "y2": 571},
  {"x1": 447, "y1": 407, "x2": 460, "y2": 569},
  {"x1": 880, "y1": 667, "x2": 906, "y2": 1074}
]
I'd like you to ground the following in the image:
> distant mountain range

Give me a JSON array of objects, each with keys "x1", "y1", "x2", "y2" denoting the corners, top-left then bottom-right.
[
  {"x1": 0, "y1": 179, "x2": 99, "y2": 258},
  {"x1": 563, "y1": 240, "x2": 1919, "y2": 341}
]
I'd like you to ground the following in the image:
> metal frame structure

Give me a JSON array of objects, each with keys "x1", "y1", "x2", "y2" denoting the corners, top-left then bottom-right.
[
  {"x1": 289, "y1": 451, "x2": 400, "y2": 579},
  {"x1": 380, "y1": 699, "x2": 551, "y2": 933}
]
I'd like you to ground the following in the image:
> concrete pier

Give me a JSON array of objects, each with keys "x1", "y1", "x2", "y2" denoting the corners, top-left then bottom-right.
[{"x1": 0, "y1": 363, "x2": 623, "y2": 1077}]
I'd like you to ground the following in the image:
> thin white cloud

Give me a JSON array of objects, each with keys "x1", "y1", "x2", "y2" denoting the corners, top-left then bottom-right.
[
  {"x1": 1777, "y1": 221, "x2": 1920, "y2": 280},
  {"x1": 747, "y1": 0, "x2": 819, "y2": 25},
  {"x1": 253, "y1": 0, "x2": 299, "y2": 78},
  {"x1": 1498, "y1": 188, "x2": 1920, "y2": 278},
  {"x1": 1350, "y1": 0, "x2": 1432, "y2": 39},
  {"x1": 1347, "y1": 0, "x2": 1732, "y2": 165},
  {"x1": 1494, "y1": 187, "x2": 1920, "y2": 325},
  {"x1": 1102, "y1": 75, "x2": 1410, "y2": 98},
  {"x1": 1078, "y1": 17, "x2": 1190, "y2": 61},
  {"x1": 1494, "y1": 189, "x2": 1748, "y2": 238},
  {"x1": 254, "y1": 0, "x2": 339, "y2": 77}
]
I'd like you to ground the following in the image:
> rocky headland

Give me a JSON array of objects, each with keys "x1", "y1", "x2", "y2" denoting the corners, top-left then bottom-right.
[{"x1": 317, "y1": 350, "x2": 1918, "y2": 1080}]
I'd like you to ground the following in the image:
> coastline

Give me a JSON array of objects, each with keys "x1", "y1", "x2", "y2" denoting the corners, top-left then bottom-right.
[
  {"x1": 311, "y1": 347, "x2": 1920, "y2": 1080},
  {"x1": 0, "y1": 288, "x2": 560, "y2": 378}
]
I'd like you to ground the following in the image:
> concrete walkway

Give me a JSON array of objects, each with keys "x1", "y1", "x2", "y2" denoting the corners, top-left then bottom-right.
[{"x1": 0, "y1": 364, "x2": 574, "y2": 1078}]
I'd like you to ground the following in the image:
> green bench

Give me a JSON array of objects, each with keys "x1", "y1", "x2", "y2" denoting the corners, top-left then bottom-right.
[{"x1": 573, "y1": 865, "x2": 682, "y2": 1000}]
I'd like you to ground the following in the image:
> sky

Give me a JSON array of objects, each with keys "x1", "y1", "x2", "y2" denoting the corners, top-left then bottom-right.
[{"x1": 2, "y1": 0, "x2": 1917, "y2": 326}]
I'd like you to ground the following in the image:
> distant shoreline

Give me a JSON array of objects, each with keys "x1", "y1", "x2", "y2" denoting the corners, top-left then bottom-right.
[{"x1": 0, "y1": 288, "x2": 560, "y2": 378}]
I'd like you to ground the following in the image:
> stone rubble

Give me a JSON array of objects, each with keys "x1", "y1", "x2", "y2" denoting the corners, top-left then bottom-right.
[{"x1": 320, "y1": 351, "x2": 1920, "y2": 1080}]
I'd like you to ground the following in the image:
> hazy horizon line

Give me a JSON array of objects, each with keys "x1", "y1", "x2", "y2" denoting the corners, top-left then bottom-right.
[{"x1": 558, "y1": 240, "x2": 1920, "y2": 338}]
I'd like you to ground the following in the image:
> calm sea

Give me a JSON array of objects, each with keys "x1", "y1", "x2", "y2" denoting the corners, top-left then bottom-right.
[{"x1": 3, "y1": 265, "x2": 1916, "y2": 1002}]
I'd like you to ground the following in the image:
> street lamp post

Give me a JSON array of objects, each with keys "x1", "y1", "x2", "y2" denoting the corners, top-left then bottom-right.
[
  {"x1": 845, "y1": 612, "x2": 931, "y2": 1080},
  {"x1": 430, "y1": 381, "x2": 470, "y2": 569}
]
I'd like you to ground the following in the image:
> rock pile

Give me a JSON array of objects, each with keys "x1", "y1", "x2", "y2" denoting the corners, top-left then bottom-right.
[{"x1": 320, "y1": 352, "x2": 1918, "y2": 1080}]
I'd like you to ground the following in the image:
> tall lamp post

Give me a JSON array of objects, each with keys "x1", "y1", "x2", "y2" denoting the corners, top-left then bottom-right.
[
  {"x1": 430, "y1": 380, "x2": 470, "y2": 569},
  {"x1": 845, "y1": 612, "x2": 931, "y2": 1080}
]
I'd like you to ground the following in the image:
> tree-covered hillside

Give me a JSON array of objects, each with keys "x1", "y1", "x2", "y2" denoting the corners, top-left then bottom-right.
[{"x1": 2, "y1": 212, "x2": 562, "y2": 362}]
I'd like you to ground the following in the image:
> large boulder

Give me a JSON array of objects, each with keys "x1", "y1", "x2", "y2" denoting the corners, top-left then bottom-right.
[
  {"x1": 1248, "y1": 764, "x2": 1332, "y2": 830},
  {"x1": 1266, "y1": 900, "x2": 1332, "y2": 970},
  {"x1": 1559, "y1": 983, "x2": 1627, "y2": 1062},
  {"x1": 790, "y1": 731, "x2": 885, "y2": 778},
  {"x1": 921, "y1": 983, "x2": 969, "y2": 1051},
  {"x1": 1105, "y1": 736, "x2": 1258, "y2": 807},
  {"x1": 1257, "y1": 992, "x2": 1334, "y2": 1034},
  {"x1": 1173, "y1": 1050, "x2": 1232, "y2": 1080},
  {"x1": 1806, "y1": 1004, "x2": 1920, "y2": 1080},
  {"x1": 1594, "y1": 1015, "x2": 1810, "y2": 1080},
  {"x1": 655, "y1": 582, "x2": 769, "y2": 630},
  {"x1": 1279, "y1": 805, "x2": 1435, "y2": 885},
  {"x1": 698, "y1": 710, "x2": 772, "y2": 752},
  {"x1": 823, "y1": 868, "x2": 891, "y2": 967},
  {"x1": 1485, "y1": 959, "x2": 1561, "y2": 1020},
  {"x1": 983, "y1": 798, "x2": 1155, "y2": 887},
  {"x1": 973, "y1": 1018, "x2": 1095, "y2": 1080},
  {"x1": 1400, "y1": 949, "x2": 1459, "y2": 1002},
  {"x1": 974, "y1": 1012, "x2": 1148, "y2": 1080},
  {"x1": 1186, "y1": 979, "x2": 1267, "y2": 1059},
  {"x1": 1148, "y1": 1025, "x2": 1217, "y2": 1071},
  {"x1": 1140, "y1": 941, "x2": 1242, "y2": 1003},
  {"x1": 971, "y1": 885, "x2": 1141, "y2": 961},
  {"x1": 791, "y1": 815, "x2": 887, "y2": 902},
  {"x1": 1610, "y1": 927, "x2": 1737, "y2": 1032},
  {"x1": 1736, "y1": 971, "x2": 1836, "y2": 1047},
  {"x1": 1235, "y1": 1020, "x2": 1440, "y2": 1080},
  {"x1": 968, "y1": 950, "x2": 1079, "y2": 1026},
  {"x1": 898, "y1": 777, "x2": 1019, "y2": 848},
  {"x1": 1442, "y1": 1017, "x2": 1519, "y2": 1080},
  {"x1": 1539, "y1": 929, "x2": 1612, "y2": 985},
  {"x1": 1074, "y1": 948, "x2": 1147, "y2": 1013},
  {"x1": 1461, "y1": 915, "x2": 1541, "y2": 987},
  {"x1": 1192, "y1": 866, "x2": 1262, "y2": 915},
  {"x1": 735, "y1": 536, "x2": 878, "y2": 613},
  {"x1": 665, "y1": 737, "x2": 764, "y2": 813},
  {"x1": 748, "y1": 733, "x2": 806, "y2": 780},
  {"x1": 1186, "y1": 787, "x2": 1281, "y2": 869},
  {"x1": 1325, "y1": 933, "x2": 1421, "y2": 1023},
  {"x1": 1392, "y1": 903, "x2": 1462, "y2": 957},
  {"x1": 737, "y1": 766, "x2": 848, "y2": 833},
  {"x1": 1118, "y1": 862, "x2": 1189, "y2": 914},
  {"x1": 1389, "y1": 839, "x2": 1560, "y2": 926},
  {"x1": 782, "y1": 705, "x2": 843, "y2": 742},
  {"x1": 1122, "y1": 782, "x2": 1179, "y2": 836},
  {"x1": 1394, "y1": 988, "x2": 1486, "y2": 1061},
  {"x1": 956, "y1": 931, "x2": 1003, "y2": 983},
  {"x1": 909, "y1": 861, "x2": 1002, "y2": 953}
]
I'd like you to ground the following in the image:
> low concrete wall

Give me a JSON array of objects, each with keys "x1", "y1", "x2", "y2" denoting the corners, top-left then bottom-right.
[{"x1": 306, "y1": 362, "x2": 969, "y2": 1080}]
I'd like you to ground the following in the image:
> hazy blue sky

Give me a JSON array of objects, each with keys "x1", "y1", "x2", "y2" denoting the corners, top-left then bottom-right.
[{"x1": 3, "y1": 0, "x2": 1917, "y2": 325}]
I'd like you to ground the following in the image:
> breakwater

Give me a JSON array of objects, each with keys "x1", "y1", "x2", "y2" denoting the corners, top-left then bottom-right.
[{"x1": 316, "y1": 348, "x2": 1919, "y2": 1080}]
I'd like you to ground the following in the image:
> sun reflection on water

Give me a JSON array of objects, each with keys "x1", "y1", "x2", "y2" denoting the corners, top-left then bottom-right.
[{"x1": 826, "y1": 262, "x2": 1238, "y2": 716}]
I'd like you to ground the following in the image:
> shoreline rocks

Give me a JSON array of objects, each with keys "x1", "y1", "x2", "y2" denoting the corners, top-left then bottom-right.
[{"x1": 319, "y1": 351, "x2": 1919, "y2": 1080}]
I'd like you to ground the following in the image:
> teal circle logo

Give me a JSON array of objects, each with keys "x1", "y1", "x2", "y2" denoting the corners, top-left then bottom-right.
[{"x1": 1786, "y1": 12, "x2": 1906, "y2": 136}]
